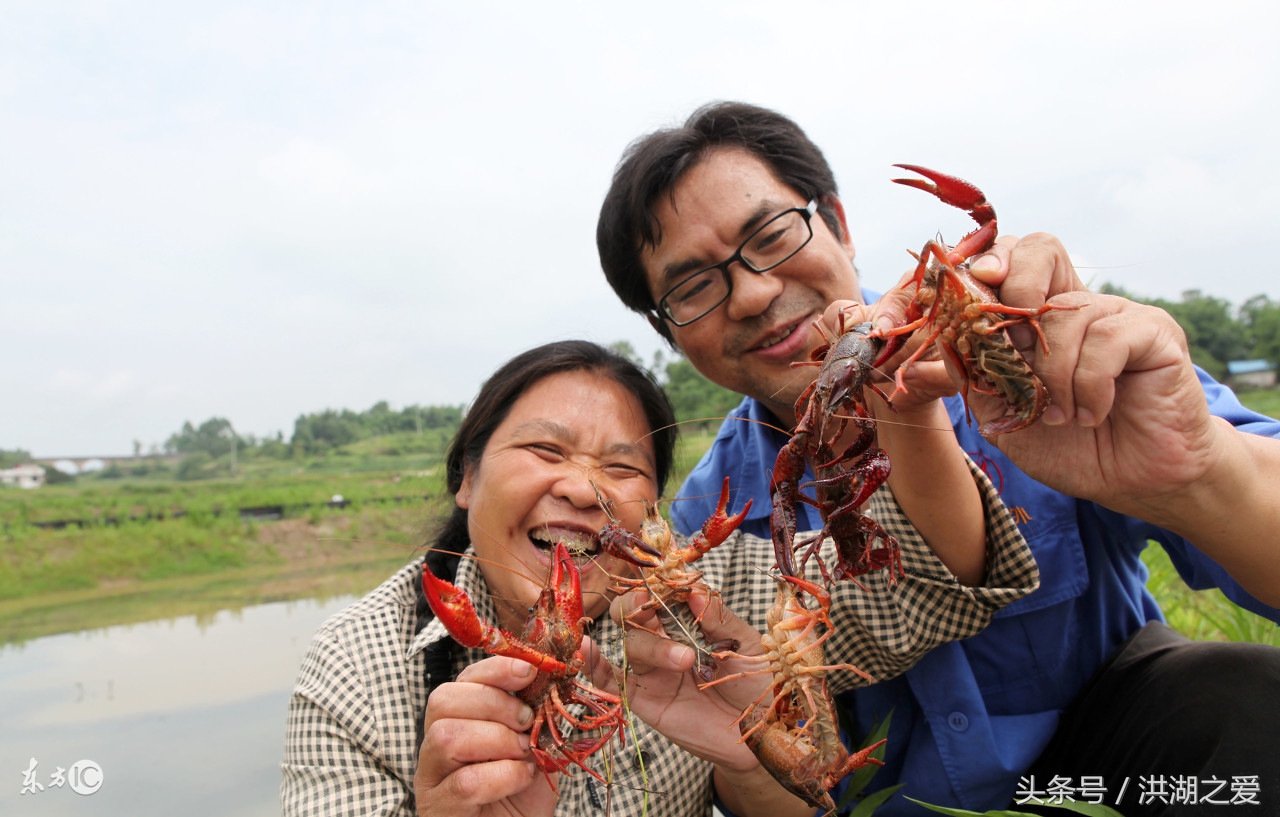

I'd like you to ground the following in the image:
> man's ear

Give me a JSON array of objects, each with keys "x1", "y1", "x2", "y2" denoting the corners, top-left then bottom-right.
[
  {"x1": 647, "y1": 313, "x2": 679, "y2": 349},
  {"x1": 822, "y1": 193, "x2": 857, "y2": 259}
]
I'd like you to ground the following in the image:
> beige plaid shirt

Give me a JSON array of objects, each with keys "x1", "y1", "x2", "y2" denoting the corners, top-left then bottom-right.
[{"x1": 281, "y1": 460, "x2": 1037, "y2": 816}]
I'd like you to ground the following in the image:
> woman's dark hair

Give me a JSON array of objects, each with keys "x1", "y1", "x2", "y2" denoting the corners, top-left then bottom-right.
[{"x1": 597, "y1": 101, "x2": 843, "y2": 345}]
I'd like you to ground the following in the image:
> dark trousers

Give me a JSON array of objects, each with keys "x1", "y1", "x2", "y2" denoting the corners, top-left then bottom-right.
[{"x1": 1024, "y1": 622, "x2": 1280, "y2": 816}]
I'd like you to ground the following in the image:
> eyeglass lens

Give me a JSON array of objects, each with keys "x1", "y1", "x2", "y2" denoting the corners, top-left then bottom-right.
[{"x1": 662, "y1": 206, "x2": 813, "y2": 325}]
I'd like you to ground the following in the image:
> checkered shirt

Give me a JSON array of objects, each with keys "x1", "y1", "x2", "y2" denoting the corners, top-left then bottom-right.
[{"x1": 281, "y1": 456, "x2": 1037, "y2": 816}]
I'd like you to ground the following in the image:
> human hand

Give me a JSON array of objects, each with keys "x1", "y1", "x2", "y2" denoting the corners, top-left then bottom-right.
[
  {"x1": 962, "y1": 233, "x2": 1221, "y2": 513},
  {"x1": 414, "y1": 656, "x2": 558, "y2": 817},
  {"x1": 586, "y1": 585, "x2": 769, "y2": 774}
]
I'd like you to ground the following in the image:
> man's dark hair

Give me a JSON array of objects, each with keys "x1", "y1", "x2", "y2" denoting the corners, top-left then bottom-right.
[{"x1": 597, "y1": 101, "x2": 843, "y2": 344}]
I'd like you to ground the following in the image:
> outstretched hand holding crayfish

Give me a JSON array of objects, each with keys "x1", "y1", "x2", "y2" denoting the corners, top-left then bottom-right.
[{"x1": 862, "y1": 171, "x2": 1280, "y2": 605}]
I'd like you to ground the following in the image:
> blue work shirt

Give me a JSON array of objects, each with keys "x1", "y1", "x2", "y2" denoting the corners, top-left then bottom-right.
[{"x1": 672, "y1": 364, "x2": 1280, "y2": 814}]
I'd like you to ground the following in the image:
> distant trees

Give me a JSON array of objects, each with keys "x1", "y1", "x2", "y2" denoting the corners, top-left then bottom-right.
[
  {"x1": 290, "y1": 402, "x2": 463, "y2": 456},
  {"x1": 167, "y1": 418, "x2": 237, "y2": 458},
  {"x1": 1100, "y1": 285, "x2": 1279, "y2": 380},
  {"x1": 0, "y1": 448, "x2": 32, "y2": 469},
  {"x1": 608, "y1": 341, "x2": 743, "y2": 431},
  {"x1": 161, "y1": 401, "x2": 467, "y2": 470},
  {"x1": 1242, "y1": 295, "x2": 1280, "y2": 369}
]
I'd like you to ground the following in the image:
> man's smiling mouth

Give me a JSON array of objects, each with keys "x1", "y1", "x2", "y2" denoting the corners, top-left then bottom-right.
[{"x1": 758, "y1": 323, "x2": 799, "y2": 350}]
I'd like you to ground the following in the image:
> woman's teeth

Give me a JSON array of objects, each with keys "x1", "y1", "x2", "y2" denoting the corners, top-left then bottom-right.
[{"x1": 530, "y1": 530, "x2": 597, "y2": 555}]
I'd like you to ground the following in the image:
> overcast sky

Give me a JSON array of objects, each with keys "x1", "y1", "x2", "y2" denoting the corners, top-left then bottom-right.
[{"x1": 4, "y1": 1, "x2": 1278, "y2": 457}]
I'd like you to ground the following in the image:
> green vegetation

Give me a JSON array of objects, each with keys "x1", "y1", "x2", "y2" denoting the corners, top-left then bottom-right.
[
  {"x1": 1099, "y1": 285, "x2": 1279, "y2": 380},
  {"x1": 1239, "y1": 387, "x2": 1280, "y2": 420},
  {"x1": 4, "y1": 329, "x2": 1277, "y2": 647},
  {"x1": 0, "y1": 448, "x2": 33, "y2": 468},
  {"x1": 1142, "y1": 544, "x2": 1280, "y2": 646}
]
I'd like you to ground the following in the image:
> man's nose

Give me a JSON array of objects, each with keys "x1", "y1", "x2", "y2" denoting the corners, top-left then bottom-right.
[{"x1": 724, "y1": 262, "x2": 784, "y2": 322}]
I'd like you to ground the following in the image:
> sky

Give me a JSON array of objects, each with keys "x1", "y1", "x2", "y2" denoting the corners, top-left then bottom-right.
[{"x1": 3, "y1": 0, "x2": 1278, "y2": 457}]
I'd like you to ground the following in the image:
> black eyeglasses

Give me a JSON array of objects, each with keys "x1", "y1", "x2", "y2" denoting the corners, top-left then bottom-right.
[{"x1": 655, "y1": 200, "x2": 818, "y2": 326}]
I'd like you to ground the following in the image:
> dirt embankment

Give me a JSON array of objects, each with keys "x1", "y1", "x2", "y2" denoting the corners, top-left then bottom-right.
[{"x1": 1, "y1": 506, "x2": 434, "y2": 646}]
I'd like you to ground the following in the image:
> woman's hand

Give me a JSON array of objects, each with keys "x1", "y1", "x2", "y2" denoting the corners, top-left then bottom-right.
[
  {"x1": 414, "y1": 656, "x2": 558, "y2": 817},
  {"x1": 589, "y1": 586, "x2": 818, "y2": 817},
  {"x1": 586, "y1": 585, "x2": 768, "y2": 773}
]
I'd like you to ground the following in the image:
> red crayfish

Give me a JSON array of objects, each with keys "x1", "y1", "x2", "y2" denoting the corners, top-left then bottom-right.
[
  {"x1": 421, "y1": 541, "x2": 626, "y2": 789},
  {"x1": 596, "y1": 476, "x2": 752, "y2": 684},
  {"x1": 875, "y1": 164, "x2": 1076, "y2": 436},
  {"x1": 770, "y1": 317, "x2": 903, "y2": 588}
]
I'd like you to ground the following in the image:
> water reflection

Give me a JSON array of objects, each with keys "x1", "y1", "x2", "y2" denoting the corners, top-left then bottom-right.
[{"x1": 1, "y1": 595, "x2": 357, "y2": 816}]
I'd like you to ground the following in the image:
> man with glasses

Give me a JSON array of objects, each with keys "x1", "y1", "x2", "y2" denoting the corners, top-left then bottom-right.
[{"x1": 597, "y1": 101, "x2": 1280, "y2": 815}]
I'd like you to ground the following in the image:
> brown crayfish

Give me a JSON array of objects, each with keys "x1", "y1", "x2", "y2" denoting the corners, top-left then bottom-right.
[{"x1": 596, "y1": 476, "x2": 752, "y2": 684}]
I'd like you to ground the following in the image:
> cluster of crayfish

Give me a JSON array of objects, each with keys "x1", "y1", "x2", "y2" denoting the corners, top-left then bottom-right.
[
  {"x1": 711, "y1": 164, "x2": 1073, "y2": 812},
  {"x1": 419, "y1": 165, "x2": 1069, "y2": 811},
  {"x1": 418, "y1": 478, "x2": 756, "y2": 790}
]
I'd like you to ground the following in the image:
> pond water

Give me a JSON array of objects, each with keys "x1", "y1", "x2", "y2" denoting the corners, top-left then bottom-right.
[{"x1": 1, "y1": 594, "x2": 359, "y2": 816}]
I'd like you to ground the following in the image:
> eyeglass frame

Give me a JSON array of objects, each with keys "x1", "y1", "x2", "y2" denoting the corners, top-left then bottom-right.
[{"x1": 653, "y1": 199, "x2": 819, "y2": 327}]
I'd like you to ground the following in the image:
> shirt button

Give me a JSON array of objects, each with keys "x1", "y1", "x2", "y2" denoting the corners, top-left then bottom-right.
[{"x1": 947, "y1": 711, "x2": 969, "y2": 732}]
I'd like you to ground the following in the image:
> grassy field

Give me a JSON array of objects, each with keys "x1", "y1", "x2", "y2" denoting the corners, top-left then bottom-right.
[
  {"x1": 2, "y1": 389, "x2": 1277, "y2": 646},
  {"x1": 1238, "y1": 385, "x2": 1280, "y2": 420}
]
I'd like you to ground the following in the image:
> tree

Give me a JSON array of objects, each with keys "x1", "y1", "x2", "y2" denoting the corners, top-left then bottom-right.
[
  {"x1": 0, "y1": 448, "x2": 32, "y2": 469},
  {"x1": 176, "y1": 451, "x2": 213, "y2": 481},
  {"x1": 1098, "y1": 283, "x2": 1259, "y2": 379},
  {"x1": 166, "y1": 418, "x2": 238, "y2": 458},
  {"x1": 663, "y1": 355, "x2": 743, "y2": 431},
  {"x1": 1242, "y1": 295, "x2": 1280, "y2": 366},
  {"x1": 609, "y1": 339, "x2": 640, "y2": 364}
]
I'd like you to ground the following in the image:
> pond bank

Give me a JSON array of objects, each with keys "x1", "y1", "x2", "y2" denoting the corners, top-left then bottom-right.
[{"x1": 0, "y1": 506, "x2": 428, "y2": 646}]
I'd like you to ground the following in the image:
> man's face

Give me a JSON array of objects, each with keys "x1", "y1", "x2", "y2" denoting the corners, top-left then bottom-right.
[{"x1": 640, "y1": 147, "x2": 862, "y2": 421}]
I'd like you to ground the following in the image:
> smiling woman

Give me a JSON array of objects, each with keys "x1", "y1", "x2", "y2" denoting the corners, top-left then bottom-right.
[
  {"x1": 280, "y1": 339, "x2": 1040, "y2": 817},
  {"x1": 280, "y1": 340, "x2": 690, "y2": 817}
]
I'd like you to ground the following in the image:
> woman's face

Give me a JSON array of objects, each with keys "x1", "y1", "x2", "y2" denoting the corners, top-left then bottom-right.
[{"x1": 456, "y1": 369, "x2": 658, "y2": 632}]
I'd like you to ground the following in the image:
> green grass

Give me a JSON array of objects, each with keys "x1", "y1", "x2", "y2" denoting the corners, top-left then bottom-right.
[
  {"x1": 1238, "y1": 385, "x2": 1280, "y2": 420},
  {"x1": 0, "y1": 465, "x2": 445, "y2": 526},
  {"x1": 4, "y1": 422, "x2": 1278, "y2": 649},
  {"x1": 1142, "y1": 543, "x2": 1280, "y2": 646},
  {"x1": 0, "y1": 451, "x2": 451, "y2": 644}
]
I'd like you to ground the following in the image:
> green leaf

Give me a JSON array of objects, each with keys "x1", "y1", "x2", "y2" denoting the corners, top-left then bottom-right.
[
  {"x1": 847, "y1": 783, "x2": 905, "y2": 817},
  {"x1": 845, "y1": 710, "x2": 893, "y2": 796}
]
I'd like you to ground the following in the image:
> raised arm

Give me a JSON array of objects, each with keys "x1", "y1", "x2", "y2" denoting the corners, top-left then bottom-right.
[{"x1": 954, "y1": 233, "x2": 1280, "y2": 606}]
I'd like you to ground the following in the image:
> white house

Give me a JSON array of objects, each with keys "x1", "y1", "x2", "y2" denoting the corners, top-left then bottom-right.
[
  {"x1": 1227, "y1": 359, "x2": 1277, "y2": 390},
  {"x1": 0, "y1": 463, "x2": 46, "y2": 489}
]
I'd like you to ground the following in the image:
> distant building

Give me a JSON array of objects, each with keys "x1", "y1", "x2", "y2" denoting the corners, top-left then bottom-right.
[
  {"x1": 0, "y1": 463, "x2": 46, "y2": 489},
  {"x1": 1227, "y1": 359, "x2": 1277, "y2": 390}
]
